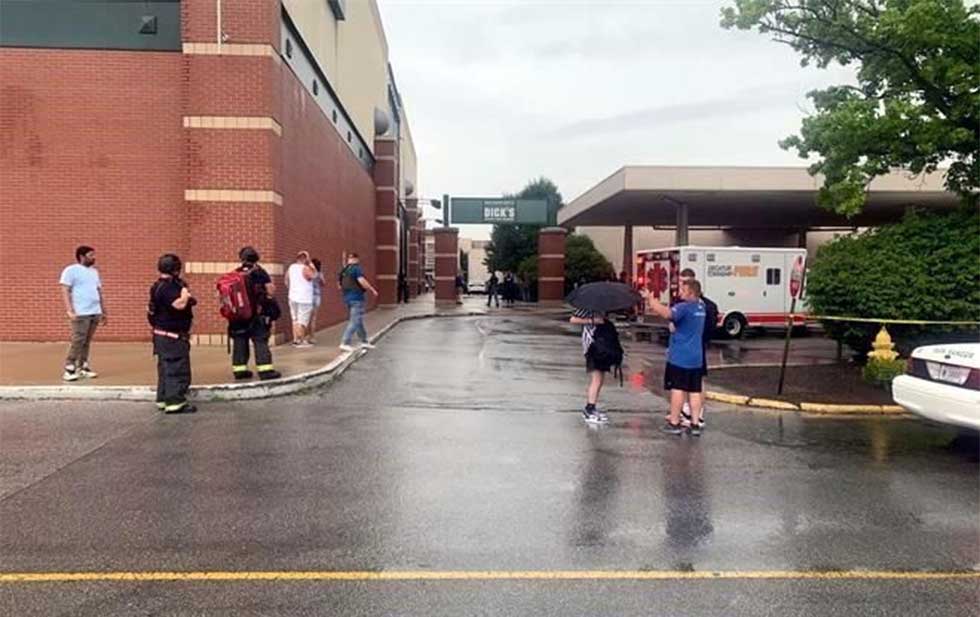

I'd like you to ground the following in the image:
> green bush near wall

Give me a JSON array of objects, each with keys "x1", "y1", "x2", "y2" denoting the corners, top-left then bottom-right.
[{"x1": 806, "y1": 208, "x2": 980, "y2": 358}]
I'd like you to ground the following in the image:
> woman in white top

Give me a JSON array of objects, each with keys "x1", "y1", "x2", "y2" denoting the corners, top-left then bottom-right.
[{"x1": 285, "y1": 251, "x2": 316, "y2": 347}]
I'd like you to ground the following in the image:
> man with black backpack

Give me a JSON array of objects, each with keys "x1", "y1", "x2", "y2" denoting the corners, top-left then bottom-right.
[
  {"x1": 226, "y1": 247, "x2": 281, "y2": 381},
  {"x1": 148, "y1": 254, "x2": 197, "y2": 414},
  {"x1": 338, "y1": 253, "x2": 379, "y2": 352},
  {"x1": 570, "y1": 309, "x2": 624, "y2": 425}
]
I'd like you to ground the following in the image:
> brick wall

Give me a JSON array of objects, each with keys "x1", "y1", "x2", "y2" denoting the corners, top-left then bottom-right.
[
  {"x1": 0, "y1": 48, "x2": 185, "y2": 341},
  {"x1": 1, "y1": 5, "x2": 380, "y2": 343},
  {"x1": 277, "y1": 62, "x2": 378, "y2": 336}
]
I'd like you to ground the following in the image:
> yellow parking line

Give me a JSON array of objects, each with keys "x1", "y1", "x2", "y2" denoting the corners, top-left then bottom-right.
[{"x1": 1, "y1": 570, "x2": 978, "y2": 583}]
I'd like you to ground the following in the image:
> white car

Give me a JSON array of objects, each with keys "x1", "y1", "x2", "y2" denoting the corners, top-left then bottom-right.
[
  {"x1": 892, "y1": 343, "x2": 980, "y2": 431},
  {"x1": 467, "y1": 281, "x2": 486, "y2": 294}
]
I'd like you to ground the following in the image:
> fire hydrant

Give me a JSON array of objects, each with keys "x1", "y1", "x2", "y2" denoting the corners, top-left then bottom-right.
[{"x1": 867, "y1": 326, "x2": 899, "y2": 362}]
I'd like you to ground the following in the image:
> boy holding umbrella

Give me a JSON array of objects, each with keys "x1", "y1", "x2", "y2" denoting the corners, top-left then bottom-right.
[{"x1": 567, "y1": 281, "x2": 638, "y2": 425}]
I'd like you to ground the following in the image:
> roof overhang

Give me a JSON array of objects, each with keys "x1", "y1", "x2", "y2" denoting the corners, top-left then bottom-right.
[{"x1": 559, "y1": 166, "x2": 961, "y2": 228}]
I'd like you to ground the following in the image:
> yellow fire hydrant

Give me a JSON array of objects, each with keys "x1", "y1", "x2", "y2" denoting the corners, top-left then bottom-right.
[{"x1": 867, "y1": 326, "x2": 899, "y2": 362}]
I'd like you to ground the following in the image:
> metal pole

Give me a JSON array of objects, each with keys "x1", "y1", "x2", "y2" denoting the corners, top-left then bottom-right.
[
  {"x1": 442, "y1": 194, "x2": 449, "y2": 228},
  {"x1": 777, "y1": 266, "x2": 808, "y2": 395},
  {"x1": 777, "y1": 296, "x2": 797, "y2": 395}
]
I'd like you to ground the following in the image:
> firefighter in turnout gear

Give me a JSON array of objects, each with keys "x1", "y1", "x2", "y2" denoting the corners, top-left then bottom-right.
[
  {"x1": 148, "y1": 254, "x2": 197, "y2": 414},
  {"x1": 229, "y1": 247, "x2": 282, "y2": 381}
]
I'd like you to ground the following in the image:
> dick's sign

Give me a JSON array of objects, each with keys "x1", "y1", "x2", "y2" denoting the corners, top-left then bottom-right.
[{"x1": 450, "y1": 197, "x2": 553, "y2": 225}]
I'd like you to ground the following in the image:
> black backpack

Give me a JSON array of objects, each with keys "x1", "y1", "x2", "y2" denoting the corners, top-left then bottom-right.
[
  {"x1": 590, "y1": 320, "x2": 625, "y2": 385},
  {"x1": 339, "y1": 265, "x2": 363, "y2": 292}
]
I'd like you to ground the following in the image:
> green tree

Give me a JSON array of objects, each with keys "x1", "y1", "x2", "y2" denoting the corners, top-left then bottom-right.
[
  {"x1": 805, "y1": 208, "x2": 980, "y2": 357},
  {"x1": 484, "y1": 177, "x2": 564, "y2": 273},
  {"x1": 721, "y1": 1, "x2": 979, "y2": 216},
  {"x1": 565, "y1": 233, "x2": 615, "y2": 288}
]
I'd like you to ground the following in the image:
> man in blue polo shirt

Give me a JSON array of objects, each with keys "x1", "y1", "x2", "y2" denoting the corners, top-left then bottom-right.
[{"x1": 643, "y1": 279, "x2": 707, "y2": 436}]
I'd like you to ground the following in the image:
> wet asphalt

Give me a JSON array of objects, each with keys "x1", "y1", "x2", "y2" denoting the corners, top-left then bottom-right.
[{"x1": 0, "y1": 314, "x2": 978, "y2": 616}]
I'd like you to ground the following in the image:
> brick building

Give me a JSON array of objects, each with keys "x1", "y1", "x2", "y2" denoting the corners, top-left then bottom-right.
[{"x1": 0, "y1": 0, "x2": 425, "y2": 343}]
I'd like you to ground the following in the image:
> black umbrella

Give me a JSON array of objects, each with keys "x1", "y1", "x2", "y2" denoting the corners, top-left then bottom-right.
[{"x1": 565, "y1": 281, "x2": 641, "y2": 313}]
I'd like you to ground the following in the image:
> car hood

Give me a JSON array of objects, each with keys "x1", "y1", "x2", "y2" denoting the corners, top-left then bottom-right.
[{"x1": 910, "y1": 343, "x2": 980, "y2": 369}]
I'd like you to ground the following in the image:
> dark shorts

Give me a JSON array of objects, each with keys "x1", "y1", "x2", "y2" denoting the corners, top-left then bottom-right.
[
  {"x1": 664, "y1": 362, "x2": 703, "y2": 393},
  {"x1": 585, "y1": 350, "x2": 612, "y2": 373}
]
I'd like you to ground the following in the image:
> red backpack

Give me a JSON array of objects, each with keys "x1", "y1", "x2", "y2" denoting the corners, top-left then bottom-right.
[{"x1": 216, "y1": 270, "x2": 254, "y2": 322}]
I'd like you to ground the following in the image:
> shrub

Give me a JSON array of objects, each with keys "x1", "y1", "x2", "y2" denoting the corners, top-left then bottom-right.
[
  {"x1": 805, "y1": 208, "x2": 980, "y2": 358},
  {"x1": 862, "y1": 358, "x2": 907, "y2": 389}
]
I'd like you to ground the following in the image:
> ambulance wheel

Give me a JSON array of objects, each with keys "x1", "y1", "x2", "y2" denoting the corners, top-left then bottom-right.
[{"x1": 723, "y1": 313, "x2": 747, "y2": 339}]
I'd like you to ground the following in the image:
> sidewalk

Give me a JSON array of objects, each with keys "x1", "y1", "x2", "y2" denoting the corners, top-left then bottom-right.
[{"x1": 0, "y1": 295, "x2": 489, "y2": 391}]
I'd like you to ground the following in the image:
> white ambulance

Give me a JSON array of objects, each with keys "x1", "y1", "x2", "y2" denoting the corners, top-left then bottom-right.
[{"x1": 635, "y1": 246, "x2": 808, "y2": 338}]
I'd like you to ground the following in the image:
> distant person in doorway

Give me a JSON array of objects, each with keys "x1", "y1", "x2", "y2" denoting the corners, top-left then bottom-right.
[
  {"x1": 285, "y1": 251, "x2": 316, "y2": 347},
  {"x1": 397, "y1": 270, "x2": 410, "y2": 304},
  {"x1": 338, "y1": 253, "x2": 379, "y2": 352},
  {"x1": 59, "y1": 245, "x2": 107, "y2": 382},
  {"x1": 455, "y1": 272, "x2": 465, "y2": 305},
  {"x1": 486, "y1": 272, "x2": 500, "y2": 308}
]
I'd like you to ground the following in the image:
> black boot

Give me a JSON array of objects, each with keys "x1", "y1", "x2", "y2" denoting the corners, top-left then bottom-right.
[
  {"x1": 258, "y1": 369, "x2": 282, "y2": 381},
  {"x1": 233, "y1": 370, "x2": 254, "y2": 380}
]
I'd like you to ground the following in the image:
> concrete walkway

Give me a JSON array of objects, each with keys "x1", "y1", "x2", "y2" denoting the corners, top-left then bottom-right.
[{"x1": 0, "y1": 295, "x2": 497, "y2": 393}]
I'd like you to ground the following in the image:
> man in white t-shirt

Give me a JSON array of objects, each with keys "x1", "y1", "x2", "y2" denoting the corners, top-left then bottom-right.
[
  {"x1": 59, "y1": 245, "x2": 107, "y2": 381},
  {"x1": 285, "y1": 250, "x2": 316, "y2": 347}
]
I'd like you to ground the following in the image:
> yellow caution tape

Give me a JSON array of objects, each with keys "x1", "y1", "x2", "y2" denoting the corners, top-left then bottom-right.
[{"x1": 795, "y1": 315, "x2": 979, "y2": 326}]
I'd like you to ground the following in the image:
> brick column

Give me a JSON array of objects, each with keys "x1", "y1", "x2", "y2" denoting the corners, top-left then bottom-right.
[
  {"x1": 433, "y1": 227, "x2": 459, "y2": 306},
  {"x1": 538, "y1": 227, "x2": 567, "y2": 305},
  {"x1": 374, "y1": 137, "x2": 399, "y2": 307},
  {"x1": 406, "y1": 201, "x2": 421, "y2": 299},
  {"x1": 180, "y1": 1, "x2": 284, "y2": 345}
]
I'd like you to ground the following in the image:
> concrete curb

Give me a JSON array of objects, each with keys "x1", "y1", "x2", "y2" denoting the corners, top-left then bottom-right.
[
  {"x1": 0, "y1": 311, "x2": 487, "y2": 403},
  {"x1": 704, "y1": 390, "x2": 907, "y2": 415}
]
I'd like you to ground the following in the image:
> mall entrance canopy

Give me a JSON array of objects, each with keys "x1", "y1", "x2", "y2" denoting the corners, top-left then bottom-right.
[{"x1": 559, "y1": 166, "x2": 959, "y2": 233}]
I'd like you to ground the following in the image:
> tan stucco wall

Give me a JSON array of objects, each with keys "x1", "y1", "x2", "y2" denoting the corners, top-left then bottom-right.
[
  {"x1": 283, "y1": 0, "x2": 390, "y2": 154},
  {"x1": 400, "y1": 111, "x2": 417, "y2": 200}
]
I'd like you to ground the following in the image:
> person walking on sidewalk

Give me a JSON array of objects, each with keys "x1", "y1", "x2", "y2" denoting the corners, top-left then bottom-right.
[
  {"x1": 285, "y1": 251, "x2": 316, "y2": 347},
  {"x1": 642, "y1": 279, "x2": 706, "y2": 436},
  {"x1": 229, "y1": 247, "x2": 281, "y2": 381},
  {"x1": 148, "y1": 254, "x2": 197, "y2": 414},
  {"x1": 59, "y1": 245, "x2": 107, "y2": 382},
  {"x1": 486, "y1": 272, "x2": 500, "y2": 308},
  {"x1": 338, "y1": 253, "x2": 379, "y2": 352}
]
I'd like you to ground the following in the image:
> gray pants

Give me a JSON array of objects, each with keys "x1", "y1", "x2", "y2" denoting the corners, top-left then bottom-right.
[{"x1": 65, "y1": 315, "x2": 100, "y2": 369}]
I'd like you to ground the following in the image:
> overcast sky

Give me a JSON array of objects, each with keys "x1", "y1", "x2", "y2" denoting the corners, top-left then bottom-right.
[{"x1": 376, "y1": 0, "x2": 855, "y2": 238}]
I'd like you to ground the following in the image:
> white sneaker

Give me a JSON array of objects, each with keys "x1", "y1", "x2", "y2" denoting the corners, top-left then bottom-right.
[
  {"x1": 339, "y1": 344, "x2": 355, "y2": 352},
  {"x1": 360, "y1": 343, "x2": 376, "y2": 349},
  {"x1": 79, "y1": 365, "x2": 98, "y2": 379},
  {"x1": 62, "y1": 369, "x2": 79, "y2": 382}
]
